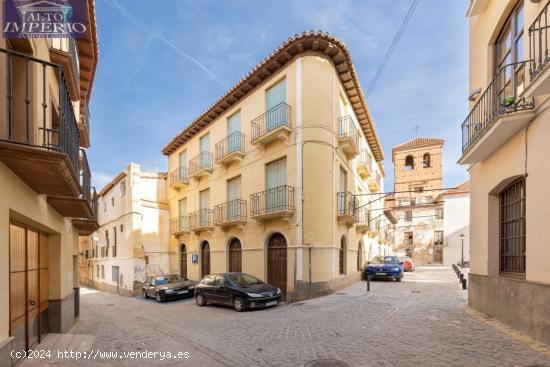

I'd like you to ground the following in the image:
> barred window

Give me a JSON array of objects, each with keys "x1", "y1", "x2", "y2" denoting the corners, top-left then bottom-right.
[
  {"x1": 500, "y1": 178, "x2": 526, "y2": 274},
  {"x1": 434, "y1": 231, "x2": 444, "y2": 246}
]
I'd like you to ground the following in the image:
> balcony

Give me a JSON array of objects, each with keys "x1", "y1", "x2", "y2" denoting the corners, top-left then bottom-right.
[
  {"x1": 337, "y1": 191, "x2": 358, "y2": 224},
  {"x1": 250, "y1": 102, "x2": 292, "y2": 147},
  {"x1": 526, "y1": 2, "x2": 550, "y2": 98},
  {"x1": 169, "y1": 216, "x2": 190, "y2": 236},
  {"x1": 368, "y1": 171, "x2": 382, "y2": 193},
  {"x1": 466, "y1": 0, "x2": 489, "y2": 17},
  {"x1": 72, "y1": 187, "x2": 99, "y2": 236},
  {"x1": 189, "y1": 152, "x2": 213, "y2": 179},
  {"x1": 169, "y1": 166, "x2": 189, "y2": 189},
  {"x1": 250, "y1": 185, "x2": 294, "y2": 221},
  {"x1": 338, "y1": 116, "x2": 360, "y2": 158},
  {"x1": 213, "y1": 199, "x2": 247, "y2": 229},
  {"x1": 78, "y1": 103, "x2": 90, "y2": 148},
  {"x1": 356, "y1": 207, "x2": 370, "y2": 233},
  {"x1": 459, "y1": 61, "x2": 535, "y2": 165},
  {"x1": 356, "y1": 149, "x2": 373, "y2": 179},
  {"x1": 0, "y1": 48, "x2": 94, "y2": 219},
  {"x1": 49, "y1": 38, "x2": 80, "y2": 101},
  {"x1": 215, "y1": 131, "x2": 245, "y2": 166},
  {"x1": 189, "y1": 209, "x2": 214, "y2": 233}
]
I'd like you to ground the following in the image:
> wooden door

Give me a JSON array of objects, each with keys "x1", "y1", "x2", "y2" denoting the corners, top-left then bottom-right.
[
  {"x1": 267, "y1": 233, "x2": 287, "y2": 300},
  {"x1": 201, "y1": 242, "x2": 210, "y2": 277},
  {"x1": 228, "y1": 239, "x2": 242, "y2": 273},
  {"x1": 180, "y1": 244, "x2": 187, "y2": 279},
  {"x1": 433, "y1": 247, "x2": 443, "y2": 264}
]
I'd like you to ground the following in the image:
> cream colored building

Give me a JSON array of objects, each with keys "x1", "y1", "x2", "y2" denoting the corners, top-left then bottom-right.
[
  {"x1": 390, "y1": 138, "x2": 445, "y2": 265},
  {"x1": 442, "y1": 181, "x2": 470, "y2": 267},
  {"x1": 461, "y1": 0, "x2": 550, "y2": 345},
  {"x1": 163, "y1": 32, "x2": 386, "y2": 301},
  {"x1": 80, "y1": 164, "x2": 169, "y2": 296},
  {"x1": 0, "y1": 1, "x2": 99, "y2": 365}
]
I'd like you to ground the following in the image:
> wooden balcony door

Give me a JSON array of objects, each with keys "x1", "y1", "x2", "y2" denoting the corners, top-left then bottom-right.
[{"x1": 266, "y1": 158, "x2": 286, "y2": 212}]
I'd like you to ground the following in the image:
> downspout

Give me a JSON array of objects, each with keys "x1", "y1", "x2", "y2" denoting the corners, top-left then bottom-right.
[{"x1": 295, "y1": 57, "x2": 303, "y2": 302}]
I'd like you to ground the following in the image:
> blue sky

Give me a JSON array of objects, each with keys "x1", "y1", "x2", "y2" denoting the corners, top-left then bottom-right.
[{"x1": 89, "y1": 0, "x2": 469, "y2": 191}]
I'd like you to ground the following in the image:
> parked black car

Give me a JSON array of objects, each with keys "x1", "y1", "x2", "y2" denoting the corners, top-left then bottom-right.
[
  {"x1": 142, "y1": 275, "x2": 194, "y2": 302},
  {"x1": 194, "y1": 272, "x2": 282, "y2": 312}
]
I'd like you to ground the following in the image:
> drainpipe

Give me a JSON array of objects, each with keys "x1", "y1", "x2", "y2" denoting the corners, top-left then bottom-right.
[{"x1": 295, "y1": 57, "x2": 303, "y2": 301}]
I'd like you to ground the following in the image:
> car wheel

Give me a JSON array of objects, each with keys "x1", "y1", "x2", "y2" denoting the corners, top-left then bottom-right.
[
  {"x1": 195, "y1": 293, "x2": 206, "y2": 306},
  {"x1": 143, "y1": 290, "x2": 148, "y2": 299},
  {"x1": 396, "y1": 276, "x2": 402, "y2": 282},
  {"x1": 233, "y1": 297, "x2": 245, "y2": 312},
  {"x1": 155, "y1": 292, "x2": 162, "y2": 303}
]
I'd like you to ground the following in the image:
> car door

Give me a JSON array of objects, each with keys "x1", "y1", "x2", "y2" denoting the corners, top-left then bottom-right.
[
  {"x1": 145, "y1": 277, "x2": 155, "y2": 297},
  {"x1": 200, "y1": 276, "x2": 215, "y2": 301},
  {"x1": 213, "y1": 276, "x2": 231, "y2": 305}
]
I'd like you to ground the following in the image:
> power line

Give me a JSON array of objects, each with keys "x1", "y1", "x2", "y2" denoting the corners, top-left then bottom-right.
[{"x1": 365, "y1": 0, "x2": 420, "y2": 98}]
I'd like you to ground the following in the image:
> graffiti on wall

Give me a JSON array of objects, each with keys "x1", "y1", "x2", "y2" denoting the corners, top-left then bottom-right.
[{"x1": 133, "y1": 263, "x2": 164, "y2": 283}]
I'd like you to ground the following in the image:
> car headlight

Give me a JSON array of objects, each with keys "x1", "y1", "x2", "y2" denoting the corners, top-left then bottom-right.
[
  {"x1": 276, "y1": 288, "x2": 282, "y2": 295},
  {"x1": 246, "y1": 292, "x2": 263, "y2": 298},
  {"x1": 391, "y1": 267, "x2": 401, "y2": 272}
]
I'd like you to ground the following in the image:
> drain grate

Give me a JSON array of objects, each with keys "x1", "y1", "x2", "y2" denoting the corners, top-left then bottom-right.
[{"x1": 304, "y1": 359, "x2": 351, "y2": 367}]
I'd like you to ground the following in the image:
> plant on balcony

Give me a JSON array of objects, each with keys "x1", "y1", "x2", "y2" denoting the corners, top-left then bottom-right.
[{"x1": 502, "y1": 96, "x2": 515, "y2": 108}]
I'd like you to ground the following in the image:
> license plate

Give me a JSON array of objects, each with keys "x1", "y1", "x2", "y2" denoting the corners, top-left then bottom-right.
[
  {"x1": 375, "y1": 272, "x2": 386, "y2": 276},
  {"x1": 177, "y1": 290, "x2": 188, "y2": 294},
  {"x1": 265, "y1": 301, "x2": 277, "y2": 307}
]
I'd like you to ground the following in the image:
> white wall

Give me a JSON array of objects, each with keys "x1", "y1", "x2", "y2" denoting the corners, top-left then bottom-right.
[{"x1": 443, "y1": 193, "x2": 470, "y2": 266}]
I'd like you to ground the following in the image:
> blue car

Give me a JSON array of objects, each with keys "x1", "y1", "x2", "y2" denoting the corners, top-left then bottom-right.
[{"x1": 364, "y1": 256, "x2": 404, "y2": 282}]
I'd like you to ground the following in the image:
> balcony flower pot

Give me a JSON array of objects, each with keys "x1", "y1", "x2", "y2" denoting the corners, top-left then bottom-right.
[{"x1": 502, "y1": 96, "x2": 515, "y2": 108}]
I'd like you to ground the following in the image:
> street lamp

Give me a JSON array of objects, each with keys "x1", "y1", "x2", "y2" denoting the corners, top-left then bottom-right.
[{"x1": 459, "y1": 233, "x2": 465, "y2": 268}]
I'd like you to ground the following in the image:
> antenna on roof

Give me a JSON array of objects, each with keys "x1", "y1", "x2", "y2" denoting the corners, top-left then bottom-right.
[{"x1": 414, "y1": 124, "x2": 420, "y2": 137}]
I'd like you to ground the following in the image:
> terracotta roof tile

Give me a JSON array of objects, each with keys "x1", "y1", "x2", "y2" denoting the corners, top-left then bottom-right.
[
  {"x1": 443, "y1": 180, "x2": 470, "y2": 195},
  {"x1": 393, "y1": 137, "x2": 445, "y2": 150}
]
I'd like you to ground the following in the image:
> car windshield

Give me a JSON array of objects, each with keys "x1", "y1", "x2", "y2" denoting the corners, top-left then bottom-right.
[
  {"x1": 228, "y1": 273, "x2": 263, "y2": 287},
  {"x1": 154, "y1": 275, "x2": 185, "y2": 285},
  {"x1": 370, "y1": 256, "x2": 400, "y2": 264}
]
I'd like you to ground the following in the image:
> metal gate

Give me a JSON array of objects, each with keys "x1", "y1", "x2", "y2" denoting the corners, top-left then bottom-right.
[
  {"x1": 201, "y1": 242, "x2": 210, "y2": 277},
  {"x1": 10, "y1": 223, "x2": 48, "y2": 364},
  {"x1": 228, "y1": 239, "x2": 242, "y2": 273},
  {"x1": 267, "y1": 233, "x2": 287, "y2": 300}
]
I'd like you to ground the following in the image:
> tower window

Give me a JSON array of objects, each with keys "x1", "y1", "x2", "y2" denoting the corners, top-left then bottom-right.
[
  {"x1": 405, "y1": 155, "x2": 414, "y2": 170},
  {"x1": 423, "y1": 153, "x2": 431, "y2": 168}
]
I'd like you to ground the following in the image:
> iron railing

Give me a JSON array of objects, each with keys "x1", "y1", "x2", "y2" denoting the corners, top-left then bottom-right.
[
  {"x1": 80, "y1": 149, "x2": 91, "y2": 203},
  {"x1": 170, "y1": 166, "x2": 189, "y2": 186},
  {"x1": 251, "y1": 102, "x2": 291, "y2": 142},
  {"x1": 213, "y1": 199, "x2": 247, "y2": 224},
  {"x1": 461, "y1": 61, "x2": 534, "y2": 153},
  {"x1": 250, "y1": 185, "x2": 294, "y2": 217},
  {"x1": 215, "y1": 131, "x2": 245, "y2": 161},
  {"x1": 338, "y1": 115, "x2": 359, "y2": 148},
  {"x1": 529, "y1": 1, "x2": 550, "y2": 81},
  {"x1": 0, "y1": 47, "x2": 81, "y2": 179},
  {"x1": 358, "y1": 149, "x2": 373, "y2": 169},
  {"x1": 337, "y1": 191, "x2": 358, "y2": 218},
  {"x1": 189, "y1": 152, "x2": 213, "y2": 175},
  {"x1": 170, "y1": 216, "x2": 190, "y2": 234},
  {"x1": 82, "y1": 103, "x2": 90, "y2": 139},
  {"x1": 90, "y1": 187, "x2": 98, "y2": 221},
  {"x1": 189, "y1": 209, "x2": 213, "y2": 229},
  {"x1": 356, "y1": 206, "x2": 371, "y2": 229},
  {"x1": 68, "y1": 38, "x2": 80, "y2": 95}
]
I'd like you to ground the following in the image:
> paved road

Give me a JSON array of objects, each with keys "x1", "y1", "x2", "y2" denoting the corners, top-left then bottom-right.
[{"x1": 22, "y1": 267, "x2": 550, "y2": 366}]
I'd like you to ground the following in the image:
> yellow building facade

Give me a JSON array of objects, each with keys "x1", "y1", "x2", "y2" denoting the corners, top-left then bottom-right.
[
  {"x1": 461, "y1": 0, "x2": 550, "y2": 345},
  {"x1": 0, "y1": 1, "x2": 99, "y2": 364},
  {"x1": 163, "y1": 33, "x2": 386, "y2": 301}
]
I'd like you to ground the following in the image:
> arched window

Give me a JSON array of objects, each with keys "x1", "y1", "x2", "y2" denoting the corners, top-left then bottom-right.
[
  {"x1": 500, "y1": 178, "x2": 526, "y2": 274},
  {"x1": 423, "y1": 153, "x2": 431, "y2": 168},
  {"x1": 339, "y1": 236, "x2": 346, "y2": 275},
  {"x1": 405, "y1": 155, "x2": 414, "y2": 170},
  {"x1": 179, "y1": 244, "x2": 187, "y2": 279}
]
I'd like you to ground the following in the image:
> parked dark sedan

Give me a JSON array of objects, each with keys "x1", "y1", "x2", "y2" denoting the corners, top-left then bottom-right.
[
  {"x1": 364, "y1": 256, "x2": 404, "y2": 281},
  {"x1": 142, "y1": 275, "x2": 195, "y2": 302},
  {"x1": 194, "y1": 272, "x2": 282, "y2": 312}
]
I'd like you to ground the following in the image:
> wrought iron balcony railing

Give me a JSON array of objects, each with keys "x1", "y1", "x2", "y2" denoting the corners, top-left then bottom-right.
[
  {"x1": 251, "y1": 102, "x2": 292, "y2": 142},
  {"x1": 80, "y1": 149, "x2": 91, "y2": 203},
  {"x1": 0, "y1": 47, "x2": 81, "y2": 180},
  {"x1": 90, "y1": 187, "x2": 98, "y2": 221},
  {"x1": 529, "y1": 1, "x2": 550, "y2": 81},
  {"x1": 215, "y1": 131, "x2": 245, "y2": 161},
  {"x1": 170, "y1": 166, "x2": 189, "y2": 186},
  {"x1": 337, "y1": 191, "x2": 358, "y2": 218},
  {"x1": 338, "y1": 116, "x2": 359, "y2": 145},
  {"x1": 214, "y1": 199, "x2": 247, "y2": 225},
  {"x1": 170, "y1": 216, "x2": 190, "y2": 234},
  {"x1": 189, "y1": 209, "x2": 213, "y2": 230},
  {"x1": 461, "y1": 61, "x2": 534, "y2": 153},
  {"x1": 189, "y1": 152, "x2": 213, "y2": 175},
  {"x1": 250, "y1": 185, "x2": 294, "y2": 217},
  {"x1": 357, "y1": 149, "x2": 373, "y2": 169},
  {"x1": 356, "y1": 206, "x2": 371, "y2": 230}
]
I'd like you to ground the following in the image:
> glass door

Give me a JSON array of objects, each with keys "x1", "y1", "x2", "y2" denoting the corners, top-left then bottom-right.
[
  {"x1": 227, "y1": 111, "x2": 241, "y2": 153},
  {"x1": 227, "y1": 176, "x2": 241, "y2": 220},
  {"x1": 199, "y1": 189, "x2": 210, "y2": 226},
  {"x1": 266, "y1": 158, "x2": 287, "y2": 212},
  {"x1": 266, "y1": 79, "x2": 286, "y2": 131}
]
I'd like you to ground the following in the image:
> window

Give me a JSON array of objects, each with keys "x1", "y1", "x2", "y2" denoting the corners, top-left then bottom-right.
[
  {"x1": 434, "y1": 231, "x2": 444, "y2": 246},
  {"x1": 120, "y1": 180, "x2": 126, "y2": 197},
  {"x1": 103, "y1": 202, "x2": 106, "y2": 212},
  {"x1": 405, "y1": 155, "x2": 414, "y2": 170},
  {"x1": 120, "y1": 224, "x2": 124, "y2": 232},
  {"x1": 105, "y1": 230, "x2": 109, "y2": 246},
  {"x1": 101, "y1": 265, "x2": 105, "y2": 279},
  {"x1": 339, "y1": 237, "x2": 346, "y2": 275},
  {"x1": 500, "y1": 178, "x2": 526, "y2": 274},
  {"x1": 423, "y1": 153, "x2": 431, "y2": 168},
  {"x1": 101, "y1": 247, "x2": 105, "y2": 257},
  {"x1": 435, "y1": 208, "x2": 444, "y2": 220},
  {"x1": 112, "y1": 226, "x2": 117, "y2": 257},
  {"x1": 405, "y1": 248, "x2": 413, "y2": 258},
  {"x1": 213, "y1": 276, "x2": 225, "y2": 287},
  {"x1": 405, "y1": 210, "x2": 412, "y2": 222},
  {"x1": 96, "y1": 265, "x2": 99, "y2": 277},
  {"x1": 404, "y1": 232, "x2": 413, "y2": 246},
  {"x1": 111, "y1": 197, "x2": 115, "y2": 207}
]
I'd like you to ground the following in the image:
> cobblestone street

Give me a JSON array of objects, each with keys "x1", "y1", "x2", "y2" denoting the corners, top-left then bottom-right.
[{"x1": 23, "y1": 268, "x2": 550, "y2": 367}]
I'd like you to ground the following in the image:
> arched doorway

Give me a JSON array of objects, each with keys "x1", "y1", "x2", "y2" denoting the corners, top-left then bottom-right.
[
  {"x1": 228, "y1": 238, "x2": 242, "y2": 272},
  {"x1": 267, "y1": 233, "x2": 287, "y2": 299},
  {"x1": 179, "y1": 244, "x2": 187, "y2": 279},
  {"x1": 357, "y1": 242, "x2": 363, "y2": 271},
  {"x1": 339, "y1": 236, "x2": 346, "y2": 275},
  {"x1": 201, "y1": 242, "x2": 210, "y2": 277}
]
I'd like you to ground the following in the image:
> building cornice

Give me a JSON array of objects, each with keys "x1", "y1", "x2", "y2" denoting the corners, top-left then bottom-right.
[{"x1": 161, "y1": 31, "x2": 384, "y2": 162}]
